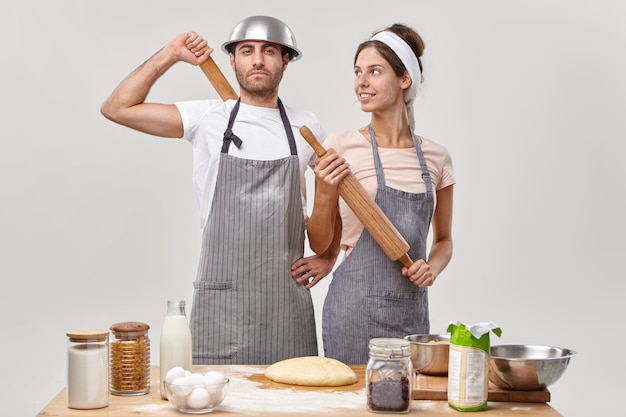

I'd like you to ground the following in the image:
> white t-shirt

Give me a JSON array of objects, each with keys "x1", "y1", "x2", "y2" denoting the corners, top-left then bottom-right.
[
  {"x1": 323, "y1": 129, "x2": 455, "y2": 253},
  {"x1": 175, "y1": 99, "x2": 326, "y2": 230}
]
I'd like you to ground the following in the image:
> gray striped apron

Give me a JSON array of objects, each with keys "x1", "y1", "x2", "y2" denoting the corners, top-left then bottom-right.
[
  {"x1": 322, "y1": 125, "x2": 434, "y2": 364},
  {"x1": 190, "y1": 98, "x2": 318, "y2": 364}
]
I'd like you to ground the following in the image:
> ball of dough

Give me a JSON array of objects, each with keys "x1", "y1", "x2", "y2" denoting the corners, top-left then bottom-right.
[{"x1": 264, "y1": 356, "x2": 358, "y2": 387}]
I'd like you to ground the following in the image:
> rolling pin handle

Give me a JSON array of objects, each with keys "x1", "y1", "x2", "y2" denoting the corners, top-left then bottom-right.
[
  {"x1": 299, "y1": 126, "x2": 328, "y2": 157},
  {"x1": 398, "y1": 253, "x2": 414, "y2": 269},
  {"x1": 199, "y1": 57, "x2": 238, "y2": 101}
]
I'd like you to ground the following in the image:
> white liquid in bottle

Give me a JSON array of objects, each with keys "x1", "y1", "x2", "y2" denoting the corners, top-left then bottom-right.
[{"x1": 160, "y1": 300, "x2": 192, "y2": 400}]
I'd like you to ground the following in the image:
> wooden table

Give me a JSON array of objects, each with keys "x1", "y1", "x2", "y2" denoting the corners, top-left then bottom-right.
[{"x1": 37, "y1": 365, "x2": 563, "y2": 416}]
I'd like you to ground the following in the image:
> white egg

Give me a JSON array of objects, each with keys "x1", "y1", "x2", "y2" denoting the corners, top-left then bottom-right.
[
  {"x1": 187, "y1": 372, "x2": 206, "y2": 386},
  {"x1": 186, "y1": 387, "x2": 210, "y2": 409},
  {"x1": 164, "y1": 366, "x2": 186, "y2": 384},
  {"x1": 169, "y1": 376, "x2": 193, "y2": 398},
  {"x1": 204, "y1": 371, "x2": 225, "y2": 393},
  {"x1": 209, "y1": 388, "x2": 226, "y2": 405}
]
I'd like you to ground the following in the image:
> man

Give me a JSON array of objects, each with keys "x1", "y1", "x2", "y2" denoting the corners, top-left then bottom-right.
[{"x1": 101, "y1": 16, "x2": 338, "y2": 364}]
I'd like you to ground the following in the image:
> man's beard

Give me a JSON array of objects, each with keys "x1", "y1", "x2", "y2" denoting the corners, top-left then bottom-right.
[{"x1": 235, "y1": 65, "x2": 284, "y2": 101}]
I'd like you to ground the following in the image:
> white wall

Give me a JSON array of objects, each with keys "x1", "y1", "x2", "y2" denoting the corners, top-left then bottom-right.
[{"x1": 2, "y1": 1, "x2": 624, "y2": 416}]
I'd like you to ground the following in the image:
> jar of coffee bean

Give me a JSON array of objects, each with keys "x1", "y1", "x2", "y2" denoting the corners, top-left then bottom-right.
[{"x1": 366, "y1": 338, "x2": 412, "y2": 413}]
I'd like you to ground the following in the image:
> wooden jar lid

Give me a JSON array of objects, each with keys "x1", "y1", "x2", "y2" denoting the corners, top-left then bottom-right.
[
  {"x1": 66, "y1": 329, "x2": 109, "y2": 342},
  {"x1": 109, "y1": 321, "x2": 150, "y2": 336}
]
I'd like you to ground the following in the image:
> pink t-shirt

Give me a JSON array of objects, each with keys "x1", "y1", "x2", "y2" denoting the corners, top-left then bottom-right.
[{"x1": 322, "y1": 129, "x2": 455, "y2": 254}]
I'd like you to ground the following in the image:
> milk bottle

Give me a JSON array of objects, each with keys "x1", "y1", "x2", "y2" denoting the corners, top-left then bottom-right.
[{"x1": 160, "y1": 300, "x2": 192, "y2": 400}]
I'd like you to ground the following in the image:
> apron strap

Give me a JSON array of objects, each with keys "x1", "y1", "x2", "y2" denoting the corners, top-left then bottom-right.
[
  {"x1": 367, "y1": 124, "x2": 434, "y2": 197},
  {"x1": 222, "y1": 99, "x2": 243, "y2": 153},
  {"x1": 277, "y1": 98, "x2": 298, "y2": 156},
  {"x1": 221, "y1": 98, "x2": 297, "y2": 156},
  {"x1": 411, "y1": 132, "x2": 434, "y2": 197},
  {"x1": 368, "y1": 124, "x2": 386, "y2": 185}
]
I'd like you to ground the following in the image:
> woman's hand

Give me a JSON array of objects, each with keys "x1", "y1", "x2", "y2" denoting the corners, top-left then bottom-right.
[
  {"x1": 314, "y1": 153, "x2": 350, "y2": 194},
  {"x1": 402, "y1": 259, "x2": 436, "y2": 287}
]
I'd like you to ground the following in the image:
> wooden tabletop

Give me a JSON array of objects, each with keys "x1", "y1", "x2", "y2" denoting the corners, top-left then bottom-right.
[{"x1": 37, "y1": 365, "x2": 563, "y2": 416}]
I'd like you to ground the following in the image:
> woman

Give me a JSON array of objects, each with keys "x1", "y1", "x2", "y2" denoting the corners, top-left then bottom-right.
[{"x1": 302, "y1": 23, "x2": 455, "y2": 364}]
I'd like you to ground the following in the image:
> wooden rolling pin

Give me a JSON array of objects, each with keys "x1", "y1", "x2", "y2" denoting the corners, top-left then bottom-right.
[
  {"x1": 300, "y1": 126, "x2": 414, "y2": 268},
  {"x1": 198, "y1": 55, "x2": 413, "y2": 267},
  {"x1": 199, "y1": 58, "x2": 238, "y2": 101}
]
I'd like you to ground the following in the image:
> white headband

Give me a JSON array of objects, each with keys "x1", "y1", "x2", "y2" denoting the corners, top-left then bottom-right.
[{"x1": 370, "y1": 31, "x2": 421, "y2": 129}]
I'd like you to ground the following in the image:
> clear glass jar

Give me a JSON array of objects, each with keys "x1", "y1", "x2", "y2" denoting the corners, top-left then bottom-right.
[
  {"x1": 109, "y1": 321, "x2": 151, "y2": 396},
  {"x1": 366, "y1": 337, "x2": 413, "y2": 414},
  {"x1": 66, "y1": 329, "x2": 109, "y2": 409}
]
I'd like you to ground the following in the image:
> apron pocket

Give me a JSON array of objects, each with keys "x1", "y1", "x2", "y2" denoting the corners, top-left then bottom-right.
[
  {"x1": 191, "y1": 281, "x2": 239, "y2": 360},
  {"x1": 365, "y1": 289, "x2": 429, "y2": 336}
]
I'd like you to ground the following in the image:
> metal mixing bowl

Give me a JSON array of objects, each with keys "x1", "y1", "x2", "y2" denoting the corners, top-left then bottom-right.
[
  {"x1": 404, "y1": 334, "x2": 450, "y2": 375},
  {"x1": 221, "y1": 15, "x2": 302, "y2": 61},
  {"x1": 489, "y1": 345, "x2": 577, "y2": 391}
]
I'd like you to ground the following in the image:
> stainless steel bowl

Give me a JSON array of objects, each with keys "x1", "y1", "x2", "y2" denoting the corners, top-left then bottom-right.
[
  {"x1": 221, "y1": 15, "x2": 302, "y2": 61},
  {"x1": 404, "y1": 334, "x2": 450, "y2": 375},
  {"x1": 489, "y1": 345, "x2": 577, "y2": 391}
]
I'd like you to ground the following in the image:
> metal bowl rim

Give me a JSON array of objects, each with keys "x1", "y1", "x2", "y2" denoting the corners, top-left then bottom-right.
[
  {"x1": 404, "y1": 333, "x2": 451, "y2": 344},
  {"x1": 490, "y1": 344, "x2": 578, "y2": 360}
]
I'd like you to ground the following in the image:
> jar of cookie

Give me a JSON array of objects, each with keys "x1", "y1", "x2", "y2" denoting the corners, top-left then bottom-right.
[{"x1": 109, "y1": 321, "x2": 151, "y2": 396}]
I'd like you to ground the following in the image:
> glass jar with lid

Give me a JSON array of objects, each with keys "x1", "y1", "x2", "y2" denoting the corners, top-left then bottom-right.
[
  {"x1": 109, "y1": 321, "x2": 151, "y2": 396},
  {"x1": 366, "y1": 337, "x2": 413, "y2": 413},
  {"x1": 66, "y1": 329, "x2": 109, "y2": 409}
]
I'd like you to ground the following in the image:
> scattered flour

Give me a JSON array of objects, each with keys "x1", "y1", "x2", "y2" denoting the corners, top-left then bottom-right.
[{"x1": 219, "y1": 367, "x2": 366, "y2": 414}]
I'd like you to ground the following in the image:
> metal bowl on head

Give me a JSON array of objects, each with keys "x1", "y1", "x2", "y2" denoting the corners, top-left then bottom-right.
[
  {"x1": 489, "y1": 345, "x2": 577, "y2": 391},
  {"x1": 221, "y1": 15, "x2": 302, "y2": 61},
  {"x1": 404, "y1": 334, "x2": 450, "y2": 375}
]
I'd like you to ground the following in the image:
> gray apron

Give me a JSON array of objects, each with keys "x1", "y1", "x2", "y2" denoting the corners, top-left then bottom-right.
[
  {"x1": 322, "y1": 125, "x2": 435, "y2": 364},
  {"x1": 190, "y1": 98, "x2": 318, "y2": 364}
]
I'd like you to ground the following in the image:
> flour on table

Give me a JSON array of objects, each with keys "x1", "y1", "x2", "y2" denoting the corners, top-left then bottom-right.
[{"x1": 221, "y1": 367, "x2": 366, "y2": 414}]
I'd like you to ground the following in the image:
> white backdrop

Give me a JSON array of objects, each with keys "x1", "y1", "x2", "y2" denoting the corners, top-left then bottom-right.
[{"x1": 2, "y1": 1, "x2": 625, "y2": 416}]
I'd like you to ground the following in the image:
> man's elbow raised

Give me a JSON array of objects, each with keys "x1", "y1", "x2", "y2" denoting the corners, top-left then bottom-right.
[{"x1": 100, "y1": 101, "x2": 117, "y2": 122}]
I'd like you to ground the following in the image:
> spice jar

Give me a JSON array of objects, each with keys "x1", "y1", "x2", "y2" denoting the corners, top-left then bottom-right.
[
  {"x1": 109, "y1": 321, "x2": 151, "y2": 396},
  {"x1": 66, "y1": 329, "x2": 109, "y2": 409},
  {"x1": 366, "y1": 337, "x2": 412, "y2": 414}
]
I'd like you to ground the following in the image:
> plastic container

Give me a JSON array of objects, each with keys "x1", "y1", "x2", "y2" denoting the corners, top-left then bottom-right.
[
  {"x1": 66, "y1": 329, "x2": 109, "y2": 409},
  {"x1": 366, "y1": 337, "x2": 412, "y2": 413},
  {"x1": 109, "y1": 321, "x2": 151, "y2": 396}
]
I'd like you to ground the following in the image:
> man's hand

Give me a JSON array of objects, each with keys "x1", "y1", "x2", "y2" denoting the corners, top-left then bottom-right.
[
  {"x1": 170, "y1": 32, "x2": 213, "y2": 66},
  {"x1": 291, "y1": 254, "x2": 336, "y2": 289}
]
